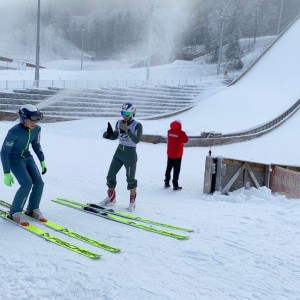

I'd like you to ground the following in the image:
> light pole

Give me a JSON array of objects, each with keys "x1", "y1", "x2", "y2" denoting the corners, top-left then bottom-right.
[
  {"x1": 253, "y1": 1, "x2": 259, "y2": 44},
  {"x1": 34, "y1": 0, "x2": 41, "y2": 86},
  {"x1": 146, "y1": 3, "x2": 154, "y2": 81},
  {"x1": 217, "y1": 15, "x2": 226, "y2": 75},
  {"x1": 81, "y1": 28, "x2": 85, "y2": 71}
]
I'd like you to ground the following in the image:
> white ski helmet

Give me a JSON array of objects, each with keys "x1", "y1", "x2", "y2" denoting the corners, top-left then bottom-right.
[
  {"x1": 121, "y1": 102, "x2": 136, "y2": 118},
  {"x1": 19, "y1": 104, "x2": 43, "y2": 124}
]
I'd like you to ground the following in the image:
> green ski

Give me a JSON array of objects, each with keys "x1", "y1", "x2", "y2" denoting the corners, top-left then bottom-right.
[
  {"x1": 52, "y1": 199, "x2": 189, "y2": 240},
  {"x1": 0, "y1": 200, "x2": 120, "y2": 253},
  {"x1": 56, "y1": 197, "x2": 193, "y2": 233},
  {"x1": 0, "y1": 209, "x2": 100, "y2": 259}
]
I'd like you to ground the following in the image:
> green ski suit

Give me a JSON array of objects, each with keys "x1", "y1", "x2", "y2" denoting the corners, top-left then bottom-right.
[{"x1": 106, "y1": 119, "x2": 143, "y2": 190}]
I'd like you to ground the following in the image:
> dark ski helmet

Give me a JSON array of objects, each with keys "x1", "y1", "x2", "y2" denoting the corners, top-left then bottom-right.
[
  {"x1": 121, "y1": 102, "x2": 136, "y2": 118},
  {"x1": 19, "y1": 104, "x2": 43, "y2": 124}
]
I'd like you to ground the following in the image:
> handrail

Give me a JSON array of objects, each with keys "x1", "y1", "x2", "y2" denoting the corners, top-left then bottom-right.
[
  {"x1": 184, "y1": 97, "x2": 300, "y2": 147},
  {"x1": 140, "y1": 97, "x2": 300, "y2": 146},
  {"x1": 219, "y1": 99, "x2": 300, "y2": 138},
  {"x1": 0, "y1": 77, "x2": 223, "y2": 91}
]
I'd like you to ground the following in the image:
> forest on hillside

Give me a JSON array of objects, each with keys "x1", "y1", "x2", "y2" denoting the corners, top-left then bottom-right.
[{"x1": 0, "y1": 0, "x2": 299, "y2": 66}]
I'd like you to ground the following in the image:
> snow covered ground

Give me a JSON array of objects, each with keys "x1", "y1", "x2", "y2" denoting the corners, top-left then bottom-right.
[{"x1": 1, "y1": 18, "x2": 300, "y2": 300}]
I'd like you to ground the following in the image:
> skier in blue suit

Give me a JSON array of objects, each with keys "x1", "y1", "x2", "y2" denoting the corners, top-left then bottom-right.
[{"x1": 0, "y1": 104, "x2": 47, "y2": 226}]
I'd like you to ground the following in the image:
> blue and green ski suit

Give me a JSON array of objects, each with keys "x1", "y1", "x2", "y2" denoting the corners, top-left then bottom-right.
[{"x1": 0, "y1": 123, "x2": 45, "y2": 215}]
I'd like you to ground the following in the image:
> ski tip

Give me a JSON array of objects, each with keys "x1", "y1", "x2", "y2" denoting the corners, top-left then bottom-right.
[
  {"x1": 110, "y1": 248, "x2": 122, "y2": 253},
  {"x1": 177, "y1": 236, "x2": 190, "y2": 240}
]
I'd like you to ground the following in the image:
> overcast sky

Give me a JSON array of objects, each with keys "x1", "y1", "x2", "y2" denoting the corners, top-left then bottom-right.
[{"x1": 0, "y1": 0, "x2": 21, "y2": 7}]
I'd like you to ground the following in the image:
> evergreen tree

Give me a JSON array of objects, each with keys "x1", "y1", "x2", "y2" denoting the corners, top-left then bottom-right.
[{"x1": 1, "y1": 0, "x2": 300, "y2": 61}]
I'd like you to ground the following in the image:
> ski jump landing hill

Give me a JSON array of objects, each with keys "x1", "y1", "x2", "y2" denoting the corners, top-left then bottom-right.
[
  {"x1": 190, "y1": 14, "x2": 300, "y2": 200},
  {"x1": 147, "y1": 14, "x2": 300, "y2": 147}
]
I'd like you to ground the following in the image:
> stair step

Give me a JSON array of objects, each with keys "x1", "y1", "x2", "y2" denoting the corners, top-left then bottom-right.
[{"x1": 0, "y1": 81, "x2": 226, "y2": 120}]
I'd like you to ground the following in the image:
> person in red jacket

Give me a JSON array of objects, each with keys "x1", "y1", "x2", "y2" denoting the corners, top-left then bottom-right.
[{"x1": 164, "y1": 120, "x2": 189, "y2": 190}]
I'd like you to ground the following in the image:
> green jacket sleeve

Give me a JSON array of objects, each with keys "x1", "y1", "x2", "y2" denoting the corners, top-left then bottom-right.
[{"x1": 128, "y1": 123, "x2": 143, "y2": 144}]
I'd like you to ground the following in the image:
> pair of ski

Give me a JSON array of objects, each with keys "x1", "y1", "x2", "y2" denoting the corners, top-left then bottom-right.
[
  {"x1": 0, "y1": 200, "x2": 121, "y2": 260},
  {"x1": 0, "y1": 198, "x2": 192, "y2": 259},
  {"x1": 52, "y1": 198, "x2": 193, "y2": 240}
]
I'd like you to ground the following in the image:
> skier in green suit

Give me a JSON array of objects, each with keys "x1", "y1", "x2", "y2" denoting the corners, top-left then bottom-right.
[{"x1": 101, "y1": 103, "x2": 143, "y2": 212}]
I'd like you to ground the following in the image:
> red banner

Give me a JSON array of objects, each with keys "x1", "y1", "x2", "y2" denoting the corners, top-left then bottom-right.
[{"x1": 270, "y1": 166, "x2": 300, "y2": 198}]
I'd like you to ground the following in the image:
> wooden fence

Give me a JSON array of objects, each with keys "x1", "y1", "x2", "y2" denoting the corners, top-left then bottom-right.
[{"x1": 203, "y1": 155, "x2": 300, "y2": 199}]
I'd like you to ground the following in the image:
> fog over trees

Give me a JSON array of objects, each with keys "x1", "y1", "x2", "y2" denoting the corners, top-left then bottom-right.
[{"x1": 0, "y1": 0, "x2": 300, "y2": 65}]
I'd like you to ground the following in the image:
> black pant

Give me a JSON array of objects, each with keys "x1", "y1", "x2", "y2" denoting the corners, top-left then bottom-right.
[{"x1": 164, "y1": 157, "x2": 182, "y2": 188}]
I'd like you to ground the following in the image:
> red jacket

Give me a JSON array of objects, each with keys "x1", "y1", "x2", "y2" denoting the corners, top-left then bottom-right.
[{"x1": 167, "y1": 121, "x2": 189, "y2": 159}]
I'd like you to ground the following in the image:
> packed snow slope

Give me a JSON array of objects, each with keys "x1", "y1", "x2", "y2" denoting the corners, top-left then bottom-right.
[
  {"x1": 176, "y1": 16, "x2": 300, "y2": 135},
  {"x1": 1, "y1": 17, "x2": 300, "y2": 300}
]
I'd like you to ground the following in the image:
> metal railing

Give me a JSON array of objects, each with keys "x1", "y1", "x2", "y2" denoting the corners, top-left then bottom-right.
[
  {"x1": 184, "y1": 97, "x2": 300, "y2": 146},
  {"x1": 140, "y1": 97, "x2": 300, "y2": 146},
  {"x1": 0, "y1": 76, "x2": 225, "y2": 91}
]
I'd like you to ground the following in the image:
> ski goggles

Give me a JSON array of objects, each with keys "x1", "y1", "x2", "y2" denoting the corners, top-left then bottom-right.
[
  {"x1": 29, "y1": 113, "x2": 43, "y2": 122},
  {"x1": 121, "y1": 111, "x2": 132, "y2": 117}
]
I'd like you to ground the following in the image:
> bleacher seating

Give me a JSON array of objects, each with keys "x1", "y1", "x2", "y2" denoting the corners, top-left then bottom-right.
[{"x1": 0, "y1": 80, "x2": 226, "y2": 120}]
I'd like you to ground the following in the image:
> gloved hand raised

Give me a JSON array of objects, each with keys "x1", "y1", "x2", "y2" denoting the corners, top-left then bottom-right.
[
  {"x1": 103, "y1": 122, "x2": 114, "y2": 139},
  {"x1": 119, "y1": 121, "x2": 128, "y2": 133},
  {"x1": 40, "y1": 161, "x2": 47, "y2": 175},
  {"x1": 4, "y1": 173, "x2": 14, "y2": 187},
  {"x1": 107, "y1": 122, "x2": 114, "y2": 135}
]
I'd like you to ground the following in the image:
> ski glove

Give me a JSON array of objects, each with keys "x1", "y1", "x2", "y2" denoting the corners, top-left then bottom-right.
[
  {"x1": 119, "y1": 122, "x2": 128, "y2": 133},
  {"x1": 107, "y1": 122, "x2": 114, "y2": 135},
  {"x1": 103, "y1": 122, "x2": 114, "y2": 139},
  {"x1": 4, "y1": 173, "x2": 14, "y2": 187},
  {"x1": 40, "y1": 161, "x2": 47, "y2": 175}
]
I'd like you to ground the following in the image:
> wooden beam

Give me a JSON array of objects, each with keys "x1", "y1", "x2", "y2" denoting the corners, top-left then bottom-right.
[
  {"x1": 221, "y1": 163, "x2": 246, "y2": 194},
  {"x1": 203, "y1": 156, "x2": 214, "y2": 194},
  {"x1": 245, "y1": 163, "x2": 260, "y2": 188}
]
